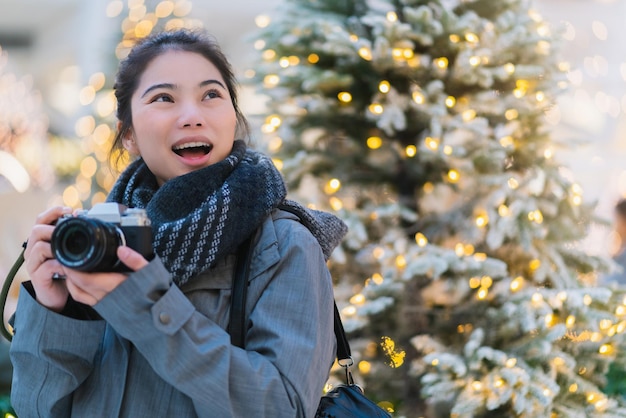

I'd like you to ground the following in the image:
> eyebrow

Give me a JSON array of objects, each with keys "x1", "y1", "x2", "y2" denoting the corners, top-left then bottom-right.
[{"x1": 140, "y1": 79, "x2": 227, "y2": 98}]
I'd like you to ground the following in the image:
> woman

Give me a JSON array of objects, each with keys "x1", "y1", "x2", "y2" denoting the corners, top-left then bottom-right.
[{"x1": 10, "y1": 28, "x2": 347, "y2": 417}]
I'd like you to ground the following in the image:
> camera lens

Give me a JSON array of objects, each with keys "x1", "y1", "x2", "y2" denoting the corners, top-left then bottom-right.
[{"x1": 51, "y1": 217, "x2": 123, "y2": 272}]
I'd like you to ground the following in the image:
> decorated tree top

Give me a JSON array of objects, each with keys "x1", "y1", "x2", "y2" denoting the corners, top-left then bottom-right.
[{"x1": 250, "y1": 0, "x2": 626, "y2": 416}]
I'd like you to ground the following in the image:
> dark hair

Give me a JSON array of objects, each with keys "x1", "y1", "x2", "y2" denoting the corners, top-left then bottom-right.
[
  {"x1": 110, "y1": 28, "x2": 250, "y2": 161},
  {"x1": 616, "y1": 199, "x2": 626, "y2": 219}
]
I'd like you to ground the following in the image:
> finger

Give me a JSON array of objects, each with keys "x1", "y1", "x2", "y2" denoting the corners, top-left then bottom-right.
[
  {"x1": 65, "y1": 279, "x2": 98, "y2": 306},
  {"x1": 24, "y1": 225, "x2": 55, "y2": 259},
  {"x1": 117, "y1": 246, "x2": 149, "y2": 272},
  {"x1": 35, "y1": 206, "x2": 73, "y2": 226}
]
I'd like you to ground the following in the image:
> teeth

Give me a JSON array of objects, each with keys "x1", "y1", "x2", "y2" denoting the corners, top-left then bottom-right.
[{"x1": 173, "y1": 142, "x2": 211, "y2": 150}]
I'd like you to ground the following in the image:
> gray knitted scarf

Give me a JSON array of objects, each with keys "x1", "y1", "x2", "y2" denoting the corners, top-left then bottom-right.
[{"x1": 107, "y1": 140, "x2": 347, "y2": 285}]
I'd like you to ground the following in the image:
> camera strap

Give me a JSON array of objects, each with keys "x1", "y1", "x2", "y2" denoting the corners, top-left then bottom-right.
[{"x1": 0, "y1": 241, "x2": 26, "y2": 342}]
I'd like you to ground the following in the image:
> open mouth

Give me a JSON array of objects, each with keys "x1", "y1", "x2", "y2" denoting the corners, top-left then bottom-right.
[{"x1": 172, "y1": 142, "x2": 214, "y2": 159}]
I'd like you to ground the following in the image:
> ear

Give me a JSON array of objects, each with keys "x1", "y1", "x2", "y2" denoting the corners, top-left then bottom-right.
[{"x1": 121, "y1": 126, "x2": 139, "y2": 155}]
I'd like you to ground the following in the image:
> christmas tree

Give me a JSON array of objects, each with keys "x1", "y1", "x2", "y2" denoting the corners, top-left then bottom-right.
[{"x1": 250, "y1": 0, "x2": 626, "y2": 416}]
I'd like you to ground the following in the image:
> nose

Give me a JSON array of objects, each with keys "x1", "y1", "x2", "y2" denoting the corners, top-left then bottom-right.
[{"x1": 178, "y1": 102, "x2": 204, "y2": 128}]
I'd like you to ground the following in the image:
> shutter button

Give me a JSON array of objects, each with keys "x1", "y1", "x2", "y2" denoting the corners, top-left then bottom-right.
[{"x1": 159, "y1": 312, "x2": 171, "y2": 325}]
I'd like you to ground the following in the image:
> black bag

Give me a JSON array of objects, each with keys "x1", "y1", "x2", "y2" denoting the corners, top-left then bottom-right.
[{"x1": 229, "y1": 234, "x2": 392, "y2": 418}]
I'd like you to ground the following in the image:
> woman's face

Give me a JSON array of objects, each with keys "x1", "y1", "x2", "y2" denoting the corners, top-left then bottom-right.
[{"x1": 124, "y1": 50, "x2": 237, "y2": 185}]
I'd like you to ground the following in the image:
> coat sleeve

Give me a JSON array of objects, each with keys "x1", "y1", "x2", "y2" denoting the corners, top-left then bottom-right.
[
  {"x1": 9, "y1": 283, "x2": 106, "y2": 417},
  {"x1": 93, "y1": 220, "x2": 336, "y2": 417}
]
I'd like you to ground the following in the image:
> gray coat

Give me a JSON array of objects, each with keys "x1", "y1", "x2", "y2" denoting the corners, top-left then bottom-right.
[{"x1": 10, "y1": 209, "x2": 336, "y2": 417}]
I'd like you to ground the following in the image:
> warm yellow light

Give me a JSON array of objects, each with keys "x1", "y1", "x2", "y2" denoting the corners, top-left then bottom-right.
[
  {"x1": 528, "y1": 210, "x2": 544, "y2": 224},
  {"x1": 504, "y1": 63, "x2": 516, "y2": 74},
  {"x1": 425, "y1": 137, "x2": 439, "y2": 151},
  {"x1": 338, "y1": 92, "x2": 352, "y2": 103},
  {"x1": 415, "y1": 233, "x2": 428, "y2": 247},
  {"x1": 544, "y1": 313, "x2": 555, "y2": 327},
  {"x1": 75, "y1": 116, "x2": 96, "y2": 137},
  {"x1": 443, "y1": 145, "x2": 453, "y2": 155},
  {"x1": 505, "y1": 109, "x2": 519, "y2": 120},
  {"x1": 350, "y1": 293, "x2": 366, "y2": 305},
  {"x1": 532, "y1": 292, "x2": 543, "y2": 304},
  {"x1": 465, "y1": 33, "x2": 479, "y2": 43},
  {"x1": 455, "y1": 243, "x2": 465, "y2": 257},
  {"x1": 262, "y1": 49, "x2": 277, "y2": 60},
  {"x1": 599, "y1": 319, "x2": 613, "y2": 330},
  {"x1": 508, "y1": 178, "x2": 519, "y2": 189},
  {"x1": 475, "y1": 214, "x2": 488, "y2": 228},
  {"x1": 279, "y1": 57, "x2": 290, "y2": 68},
  {"x1": 396, "y1": 255, "x2": 407, "y2": 268},
  {"x1": 510, "y1": 276, "x2": 524, "y2": 292},
  {"x1": 431, "y1": 358, "x2": 439, "y2": 366},
  {"x1": 505, "y1": 358, "x2": 517, "y2": 368},
  {"x1": 358, "y1": 47, "x2": 372, "y2": 61},
  {"x1": 471, "y1": 381, "x2": 482, "y2": 391},
  {"x1": 371, "y1": 273, "x2": 384, "y2": 285},
  {"x1": 325, "y1": 178, "x2": 341, "y2": 194},
  {"x1": 379, "y1": 80, "x2": 390, "y2": 93},
  {"x1": 599, "y1": 344, "x2": 613, "y2": 355},
  {"x1": 80, "y1": 157, "x2": 98, "y2": 178},
  {"x1": 405, "y1": 145, "x2": 417, "y2": 157},
  {"x1": 308, "y1": 53, "x2": 320, "y2": 64},
  {"x1": 481, "y1": 276, "x2": 493, "y2": 288},
  {"x1": 373, "y1": 247, "x2": 385, "y2": 259},
  {"x1": 566, "y1": 315, "x2": 576, "y2": 328},
  {"x1": 367, "y1": 136, "x2": 383, "y2": 149},
  {"x1": 272, "y1": 159, "x2": 283, "y2": 171},
  {"x1": 477, "y1": 287, "x2": 488, "y2": 300},
  {"x1": 329, "y1": 197, "x2": 343, "y2": 211},
  {"x1": 358, "y1": 361, "x2": 372, "y2": 374},
  {"x1": 263, "y1": 74, "x2": 280, "y2": 88},
  {"x1": 449, "y1": 34, "x2": 460, "y2": 43},
  {"x1": 423, "y1": 182, "x2": 434, "y2": 193},
  {"x1": 445, "y1": 96, "x2": 456, "y2": 108},
  {"x1": 254, "y1": 40, "x2": 266, "y2": 50},
  {"x1": 584, "y1": 294, "x2": 592, "y2": 306},
  {"x1": 369, "y1": 103, "x2": 384, "y2": 114},
  {"x1": 469, "y1": 56, "x2": 481, "y2": 67},
  {"x1": 447, "y1": 169, "x2": 460, "y2": 183},
  {"x1": 461, "y1": 109, "x2": 476, "y2": 121},
  {"x1": 386, "y1": 11, "x2": 398, "y2": 22},
  {"x1": 529, "y1": 259, "x2": 541, "y2": 271},
  {"x1": 541, "y1": 148, "x2": 554, "y2": 162},
  {"x1": 341, "y1": 306, "x2": 357, "y2": 316},
  {"x1": 155, "y1": 1, "x2": 174, "y2": 18},
  {"x1": 499, "y1": 136, "x2": 514, "y2": 148},
  {"x1": 469, "y1": 277, "x2": 481, "y2": 289},
  {"x1": 569, "y1": 383, "x2": 578, "y2": 393},
  {"x1": 255, "y1": 14, "x2": 271, "y2": 28},
  {"x1": 412, "y1": 91, "x2": 425, "y2": 104},
  {"x1": 434, "y1": 57, "x2": 449, "y2": 69},
  {"x1": 498, "y1": 205, "x2": 510, "y2": 217}
]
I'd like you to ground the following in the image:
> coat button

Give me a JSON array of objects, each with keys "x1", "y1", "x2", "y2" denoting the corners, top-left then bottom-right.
[{"x1": 159, "y1": 312, "x2": 171, "y2": 325}]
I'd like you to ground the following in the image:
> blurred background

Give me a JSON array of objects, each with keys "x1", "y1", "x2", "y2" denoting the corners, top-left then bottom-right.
[{"x1": 0, "y1": 0, "x2": 625, "y2": 346}]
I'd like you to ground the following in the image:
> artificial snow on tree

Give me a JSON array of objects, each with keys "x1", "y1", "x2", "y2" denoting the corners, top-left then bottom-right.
[{"x1": 250, "y1": 0, "x2": 626, "y2": 416}]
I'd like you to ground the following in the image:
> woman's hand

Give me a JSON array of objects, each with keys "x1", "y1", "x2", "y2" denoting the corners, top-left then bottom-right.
[
  {"x1": 64, "y1": 246, "x2": 150, "y2": 306},
  {"x1": 24, "y1": 206, "x2": 74, "y2": 312}
]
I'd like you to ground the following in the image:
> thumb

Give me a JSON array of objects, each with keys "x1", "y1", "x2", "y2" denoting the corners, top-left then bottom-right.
[{"x1": 117, "y1": 246, "x2": 150, "y2": 272}]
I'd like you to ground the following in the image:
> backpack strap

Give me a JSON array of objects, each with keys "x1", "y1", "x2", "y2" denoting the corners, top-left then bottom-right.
[{"x1": 229, "y1": 208, "x2": 354, "y2": 384}]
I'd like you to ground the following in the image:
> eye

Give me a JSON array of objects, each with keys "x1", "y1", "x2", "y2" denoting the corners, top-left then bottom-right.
[
  {"x1": 151, "y1": 93, "x2": 174, "y2": 103},
  {"x1": 204, "y1": 89, "x2": 223, "y2": 100}
]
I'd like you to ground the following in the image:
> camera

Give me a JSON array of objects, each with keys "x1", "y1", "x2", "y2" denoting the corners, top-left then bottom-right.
[{"x1": 51, "y1": 203, "x2": 154, "y2": 272}]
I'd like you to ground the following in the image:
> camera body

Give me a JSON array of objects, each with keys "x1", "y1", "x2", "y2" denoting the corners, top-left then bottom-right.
[{"x1": 51, "y1": 203, "x2": 154, "y2": 272}]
